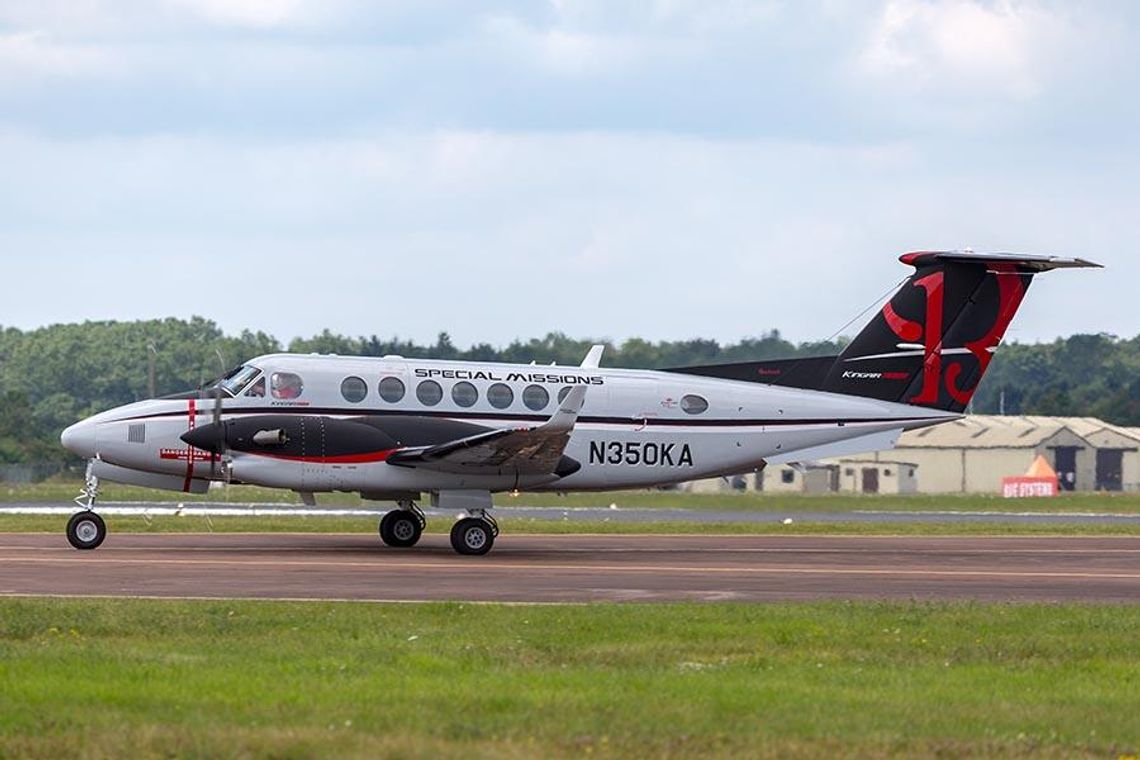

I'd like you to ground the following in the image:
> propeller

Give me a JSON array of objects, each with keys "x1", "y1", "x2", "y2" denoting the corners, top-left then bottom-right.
[
  {"x1": 210, "y1": 383, "x2": 226, "y2": 479},
  {"x1": 209, "y1": 349, "x2": 231, "y2": 490}
]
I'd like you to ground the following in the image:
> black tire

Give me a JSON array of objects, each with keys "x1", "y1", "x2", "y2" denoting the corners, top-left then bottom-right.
[
  {"x1": 450, "y1": 518, "x2": 494, "y2": 556},
  {"x1": 380, "y1": 511, "x2": 422, "y2": 548},
  {"x1": 66, "y1": 512, "x2": 106, "y2": 551}
]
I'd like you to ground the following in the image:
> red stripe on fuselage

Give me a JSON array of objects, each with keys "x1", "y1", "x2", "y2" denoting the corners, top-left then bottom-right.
[{"x1": 247, "y1": 449, "x2": 398, "y2": 465}]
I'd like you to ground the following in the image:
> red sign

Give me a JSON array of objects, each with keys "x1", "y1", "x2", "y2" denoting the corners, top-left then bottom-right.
[{"x1": 1001, "y1": 477, "x2": 1058, "y2": 498}]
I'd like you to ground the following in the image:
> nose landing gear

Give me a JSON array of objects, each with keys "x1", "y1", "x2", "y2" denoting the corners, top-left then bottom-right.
[{"x1": 67, "y1": 463, "x2": 106, "y2": 550}]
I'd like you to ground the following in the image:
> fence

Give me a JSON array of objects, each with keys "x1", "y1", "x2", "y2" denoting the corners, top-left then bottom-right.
[{"x1": 0, "y1": 462, "x2": 75, "y2": 484}]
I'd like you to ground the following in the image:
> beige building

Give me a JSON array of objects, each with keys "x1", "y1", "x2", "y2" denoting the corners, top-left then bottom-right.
[
  {"x1": 684, "y1": 415, "x2": 1140, "y2": 495},
  {"x1": 878, "y1": 416, "x2": 1140, "y2": 494},
  {"x1": 759, "y1": 464, "x2": 837, "y2": 494},
  {"x1": 832, "y1": 459, "x2": 919, "y2": 495}
]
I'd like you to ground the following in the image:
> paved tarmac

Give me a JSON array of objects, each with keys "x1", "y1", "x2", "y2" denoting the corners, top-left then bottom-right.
[{"x1": 0, "y1": 533, "x2": 1136, "y2": 603}]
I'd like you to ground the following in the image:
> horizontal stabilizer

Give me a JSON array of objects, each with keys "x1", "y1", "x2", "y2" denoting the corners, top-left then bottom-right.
[{"x1": 898, "y1": 251, "x2": 1102, "y2": 272}]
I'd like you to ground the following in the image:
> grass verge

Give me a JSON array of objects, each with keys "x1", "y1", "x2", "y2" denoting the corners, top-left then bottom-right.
[
  {"x1": 1, "y1": 599, "x2": 1136, "y2": 759},
  {"x1": 4, "y1": 481, "x2": 1140, "y2": 514}
]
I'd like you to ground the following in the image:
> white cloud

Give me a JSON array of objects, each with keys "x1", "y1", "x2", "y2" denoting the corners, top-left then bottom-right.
[
  {"x1": 858, "y1": 0, "x2": 1070, "y2": 98},
  {"x1": 0, "y1": 0, "x2": 1134, "y2": 347},
  {"x1": 0, "y1": 128, "x2": 1126, "y2": 346},
  {"x1": 483, "y1": 15, "x2": 646, "y2": 77},
  {"x1": 0, "y1": 31, "x2": 122, "y2": 84},
  {"x1": 161, "y1": 0, "x2": 309, "y2": 28}
]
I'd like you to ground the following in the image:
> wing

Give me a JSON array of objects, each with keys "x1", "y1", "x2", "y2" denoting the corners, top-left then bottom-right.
[{"x1": 387, "y1": 346, "x2": 603, "y2": 478}]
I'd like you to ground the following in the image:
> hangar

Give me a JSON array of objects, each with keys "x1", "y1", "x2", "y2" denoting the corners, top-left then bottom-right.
[
  {"x1": 883, "y1": 416, "x2": 1140, "y2": 494},
  {"x1": 688, "y1": 416, "x2": 1140, "y2": 495}
]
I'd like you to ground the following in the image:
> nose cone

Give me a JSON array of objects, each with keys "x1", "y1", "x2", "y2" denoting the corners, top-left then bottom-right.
[{"x1": 61, "y1": 421, "x2": 98, "y2": 459}]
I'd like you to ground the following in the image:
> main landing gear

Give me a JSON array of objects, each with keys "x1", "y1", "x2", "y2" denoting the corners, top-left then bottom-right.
[
  {"x1": 67, "y1": 464, "x2": 106, "y2": 551},
  {"x1": 378, "y1": 500, "x2": 426, "y2": 548},
  {"x1": 377, "y1": 501, "x2": 500, "y2": 556},
  {"x1": 450, "y1": 510, "x2": 499, "y2": 556}
]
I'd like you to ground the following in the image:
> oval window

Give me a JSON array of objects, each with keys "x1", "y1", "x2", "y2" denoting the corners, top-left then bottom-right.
[
  {"x1": 557, "y1": 386, "x2": 573, "y2": 404},
  {"x1": 270, "y1": 372, "x2": 304, "y2": 400},
  {"x1": 341, "y1": 376, "x2": 368, "y2": 403},
  {"x1": 681, "y1": 394, "x2": 709, "y2": 415},
  {"x1": 487, "y1": 383, "x2": 514, "y2": 409},
  {"x1": 416, "y1": 380, "x2": 443, "y2": 406},
  {"x1": 523, "y1": 384, "x2": 550, "y2": 411},
  {"x1": 451, "y1": 381, "x2": 478, "y2": 408},
  {"x1": 379, "y1": 377, "x2": 406, "y2": 403}
]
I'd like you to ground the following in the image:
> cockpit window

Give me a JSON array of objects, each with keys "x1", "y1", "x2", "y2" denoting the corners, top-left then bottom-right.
[
  {"x1": 218, "y1": 365, "x2": 262, "y2": 397},
  {"x1": 245, "y1": 377, "x2": 266, "y2": 398},
  {"x1": 271, "y1": 372, "x2": 305, "y2": 400}
]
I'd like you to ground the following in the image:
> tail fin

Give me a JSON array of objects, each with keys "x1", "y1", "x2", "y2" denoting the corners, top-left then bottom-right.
[{"x1": 673, "y1": 252, "x2": 1100, "y2": 413}]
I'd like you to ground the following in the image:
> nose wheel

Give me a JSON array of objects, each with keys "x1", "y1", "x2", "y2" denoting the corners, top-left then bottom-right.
[
  {"x1": 67, "y1": 511, "x2": 106, "y2": 551},
  {"x1": 67, "y1": 462, "x2": 106, "y2": 551}
]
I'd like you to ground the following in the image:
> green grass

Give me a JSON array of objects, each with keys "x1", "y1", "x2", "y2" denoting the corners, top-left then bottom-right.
[
  {"x1": 0, "y1": 599, "x2": 1136, "y2": 758},
  {"x1": 5, "y1": 480, "x2": 1140, "y2": 514}
]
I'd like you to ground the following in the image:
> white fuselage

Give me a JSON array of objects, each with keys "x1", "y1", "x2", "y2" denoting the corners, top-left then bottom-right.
[{"x1": 62, "y1": 353, "x2": 958, "y2": 497}]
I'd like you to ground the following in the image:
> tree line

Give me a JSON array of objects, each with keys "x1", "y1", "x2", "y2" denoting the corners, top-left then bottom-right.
[{"x1": 1, "y1": 317, "x2": 1137, "y2": 464}]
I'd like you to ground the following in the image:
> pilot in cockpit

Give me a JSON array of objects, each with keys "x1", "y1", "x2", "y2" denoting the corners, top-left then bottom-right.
[{"x1": 271, "y1": 372, "x2": 304, "y2": 400}]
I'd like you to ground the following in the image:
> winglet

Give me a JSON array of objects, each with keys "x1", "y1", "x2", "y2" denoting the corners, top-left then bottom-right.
[
  {"x1": 582, "y1": 344, "x2": 605, "y2": 369},
  {"x1": 542, "y1": 346, "x2": 604, "y2": 433}
]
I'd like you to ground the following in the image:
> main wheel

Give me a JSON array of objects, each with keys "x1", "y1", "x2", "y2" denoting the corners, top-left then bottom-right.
[
  {"x1": 450, "y1": 517, "x2": 494, "y2": 556},
  {"x1": 66, "y1": 511, "x2": 106, "y2": 551},
  {"x1": 379, "y1": 511, "x2": 423, "y2": 548}
]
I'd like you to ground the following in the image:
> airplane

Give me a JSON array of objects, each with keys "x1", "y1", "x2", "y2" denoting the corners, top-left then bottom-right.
[{"x1": 60, "y1": 251, "x2": 1099, "y2": 555}]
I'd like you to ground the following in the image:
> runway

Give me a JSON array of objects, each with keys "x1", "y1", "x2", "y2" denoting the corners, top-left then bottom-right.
[{"x1": 1, "y1": 533, "x2": 1137, "y2": 603}]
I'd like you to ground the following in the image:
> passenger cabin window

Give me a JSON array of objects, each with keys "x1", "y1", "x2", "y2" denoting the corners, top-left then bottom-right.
[
  {"x1": 557, "y1": 387, "x2": 573, "y2": 404},
  {"x1": 341, "y1": 376, "x2": 368, "y2": 403},
  {"x1": 417, "y1": 380, "x2": 443, "y2": 406},
  {"x1": 487, "y1": 383, "x2": 514, "y2": 409},
  {"x1": 271, "y1": 372, "x2": 305, "y2": 400},
  {"x1": 681, "y1": 394, "x2": 709, "y2": 415},
  {"x1": 245, "y1": 378, "x2": 266, "y2": 398},
  {"x1": 523, "y1": 384, "x2": 550, "y2": 411},
  {"x1": 379, "y1": 377, "x2": 406, "y2": 403},
  {"x1": 452, "y1": 381, "x2": 478, "y2": 408}
]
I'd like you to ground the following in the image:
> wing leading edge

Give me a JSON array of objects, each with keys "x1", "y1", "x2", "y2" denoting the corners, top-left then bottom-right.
[{"x1": 386, "y1": 346, "x2": 604, "y2": 478}]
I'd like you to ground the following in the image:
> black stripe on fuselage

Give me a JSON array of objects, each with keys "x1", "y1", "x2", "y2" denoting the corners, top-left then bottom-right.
[{"x1": 119, "y1": 405, "x2": 943, "y2": 429}]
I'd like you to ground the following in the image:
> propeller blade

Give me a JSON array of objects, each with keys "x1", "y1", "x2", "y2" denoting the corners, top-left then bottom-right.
[{"x1": 210, "y1": 385, "x2": 228, "y2": 478}]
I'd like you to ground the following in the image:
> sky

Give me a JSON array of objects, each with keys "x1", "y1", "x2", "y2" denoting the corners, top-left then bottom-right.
[{"x1": 1, "y1": 0, "x2": 1137, "y2": 348}]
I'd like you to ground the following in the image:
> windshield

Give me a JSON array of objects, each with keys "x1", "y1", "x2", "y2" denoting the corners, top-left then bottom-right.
[{"x1": 217, "y1": 365, "x2": 262, "y2": 397}]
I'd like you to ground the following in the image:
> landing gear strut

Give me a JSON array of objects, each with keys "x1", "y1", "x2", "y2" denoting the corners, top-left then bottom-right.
[
  {"x1": 450, "y1": 510, "x2": 499, "y2": 556},
  {"x1": 67, "y1": 463, "x2": 106, "y2": 550},
  {"x1": 379, "y1": 500, "x2": 425, "y2": 548}
]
